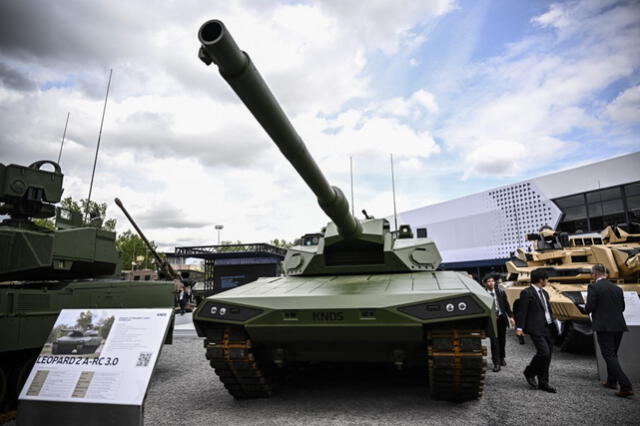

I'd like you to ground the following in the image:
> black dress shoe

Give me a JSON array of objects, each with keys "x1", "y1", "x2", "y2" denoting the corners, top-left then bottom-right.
[
  {"x1": 539, "y1": 384, "x2": 557, "y2": 393},
  {"x1": 601, "y1": 381, "x2": 617, "y2": 390},
  {"x1": 500, "y1": 360, "x2": 506, "y2": 366},
  {"x1": 493, "y1": 364, "x2": 501, "y2": 372},
  {"x1": 523, "y1": 371, "x2": 537, "y2": 389}
]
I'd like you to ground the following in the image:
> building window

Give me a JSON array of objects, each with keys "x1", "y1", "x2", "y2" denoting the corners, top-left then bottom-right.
[
  {"x1": 625, "y1": 182, "x2": 640, "y2": 223},
  {"x1": 554, "y1": 181, "x2": 639, "y2": 234}
]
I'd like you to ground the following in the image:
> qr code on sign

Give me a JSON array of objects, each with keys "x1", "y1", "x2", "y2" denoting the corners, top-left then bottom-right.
[{"x1": 136, "y1": 352, "x2": 152, "y2": 367}]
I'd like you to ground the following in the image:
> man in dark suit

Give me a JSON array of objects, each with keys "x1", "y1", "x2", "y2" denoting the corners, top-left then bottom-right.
[
  {"x1": 483, "y1": 274, "x2": 514, "y2": 372},
  {"x1": 515, "y1": 268, "x2": 557, "y2": 393},
  {"x1": 585, "y1": 264, "x2": 633, "y2": 397}
]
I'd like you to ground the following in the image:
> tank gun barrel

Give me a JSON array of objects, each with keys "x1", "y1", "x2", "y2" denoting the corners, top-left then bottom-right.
[
  {"x1": 114, "y1": 197, "x2": 179, "y2": 280},
  {"x1": 198, "y1": 19, "x2": 361, "y2": 237}
]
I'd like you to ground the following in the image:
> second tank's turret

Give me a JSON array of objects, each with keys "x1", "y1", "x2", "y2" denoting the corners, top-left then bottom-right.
[
  {"x1": 0, "y1": 160, "x2": 119, "y2": 280},
  {"x1": 198, "y1": 20, "x2": 441, "y2": 275}
]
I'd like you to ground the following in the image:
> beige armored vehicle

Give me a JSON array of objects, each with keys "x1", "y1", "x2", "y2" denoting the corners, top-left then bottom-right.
[{"x1": 503, "y1": 225, "x2": 640, "y2": 352}]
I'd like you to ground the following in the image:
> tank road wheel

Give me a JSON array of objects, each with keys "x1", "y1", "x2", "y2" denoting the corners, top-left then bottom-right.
[
  {"x1": 427, "y1": 330, "x2": 487, "y2": 402},
  {"x1": 204, "y1": 327, "x2": 274, "y2": 399}
]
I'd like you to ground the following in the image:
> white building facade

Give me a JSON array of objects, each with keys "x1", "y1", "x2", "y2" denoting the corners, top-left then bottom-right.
[{"x1": 397, "y1": 152, "x2": 640, "y2": 269}]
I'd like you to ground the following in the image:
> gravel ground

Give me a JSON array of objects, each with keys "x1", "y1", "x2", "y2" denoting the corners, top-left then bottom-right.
[{"x1": 145, "y1": 327, "x2": 640, "y2": 426}]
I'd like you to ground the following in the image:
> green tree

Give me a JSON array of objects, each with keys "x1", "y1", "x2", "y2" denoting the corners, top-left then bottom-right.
[
  {"x1": 76, "y1": 310, "x2": 93, "y2": 329},
  {"x1": 47, "y1": 323, "x2": 70, "y2": 343},
  {"x1": 218, "y1": 240, "x2": 245, "y2": 252},
  {"x1": 33, "y1": 217, "x2": 55, "y2": 230},
  {"x1": 33, "y1": 196, "x2": 116, "y2": 231},
  {"x1": 116, "y1": 230, "x2": 157, "y2": 270},
  {"x1": 270, "y1": 238, "x2": 294, "y2": 248},
  {"x1": 98, "y1": 315, "x2": 115, "y2": 338}
]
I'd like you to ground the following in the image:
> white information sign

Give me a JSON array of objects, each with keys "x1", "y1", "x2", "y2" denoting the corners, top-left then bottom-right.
[
  {"x1": 623, "y1": 291, "x2": 640, "y2": 326},
  {"x1": 19, "y1": 308, "x2": 172, "y2": 405},
  {"x1": 580, "y1": 291, "x2": 640, "y2": 326}
]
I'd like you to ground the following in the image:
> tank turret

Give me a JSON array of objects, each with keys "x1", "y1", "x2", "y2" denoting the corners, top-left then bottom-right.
[
  {"x1": 198, "y1": 20, "x2": 441, "y2": 275},
  {"x1": 0, "y1": 160, "x2": 119, "y2": 280}
]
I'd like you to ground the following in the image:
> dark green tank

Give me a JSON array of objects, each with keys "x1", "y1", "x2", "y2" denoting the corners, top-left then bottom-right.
[
  {"x1": 192, "y1": 20, "x2": 495, "y2": 402},
  {"x1": 0, "y1": 160, "x2": 175, "y2": 412}
]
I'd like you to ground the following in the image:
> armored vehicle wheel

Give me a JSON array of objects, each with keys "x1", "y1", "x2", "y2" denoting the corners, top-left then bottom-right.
[
  {"x1": 427, "y1": 330, "x2": 486, "y2": 402},
  {"x1": 559, "y1": 322, "x2": 594, "y2": 354},
  {"x1": 75, "y1": 344, "x2": 85, "y2": 354},
  {"x1": 205, "y1": 327, "x2": 275, "y2": 399}
]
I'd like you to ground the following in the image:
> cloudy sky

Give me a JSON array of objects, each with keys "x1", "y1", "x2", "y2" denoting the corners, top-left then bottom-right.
[{"x1": 1, "y1": 0, "x2": 638, "y2": 250}]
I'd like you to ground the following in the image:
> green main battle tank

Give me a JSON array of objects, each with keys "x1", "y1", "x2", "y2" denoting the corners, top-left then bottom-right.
[
  {"x1": 0, "y1": 160, "x2": 175, "y2": 413},
  {"x1": 192, "y1": 20, "x2": 495, "y2": 402}
]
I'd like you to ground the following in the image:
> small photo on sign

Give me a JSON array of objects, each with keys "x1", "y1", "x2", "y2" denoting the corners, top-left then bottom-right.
[{"x1": 43, "y1": 309, "x2": 115, "y2": 358}]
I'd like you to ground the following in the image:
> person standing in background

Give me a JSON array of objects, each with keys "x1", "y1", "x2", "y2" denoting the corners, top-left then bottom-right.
[
  {"x1": 483, "y1": 275, "x2": 515, "y2": 372},
  {"x1": 585, "y1": 264, "x2": 633, "y2": 397},
  {"x1": 515, "y1": 269, "x2": 557, "y2": 393}
]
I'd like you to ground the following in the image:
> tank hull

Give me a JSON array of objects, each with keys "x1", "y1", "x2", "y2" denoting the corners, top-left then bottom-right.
[{"x1": 193, "y1": 271, "x2": 494, "y2": 400}]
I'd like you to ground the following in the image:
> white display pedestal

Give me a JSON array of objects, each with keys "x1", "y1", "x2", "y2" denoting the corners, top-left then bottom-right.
[
  {"x1": 594, "y1": 326, "x2": 640, "y2": 383},
  {"x1": 18, "y1": 308, "x2": 173, "y2": 426}
]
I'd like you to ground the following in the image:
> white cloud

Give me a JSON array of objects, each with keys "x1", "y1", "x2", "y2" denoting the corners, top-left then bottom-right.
[
  {"x1": 439, "y1": 0, "x2": 640, "y2": 178},
  {"x1": 1, "y1": 0, "x2": 638, "y2": 250},
  {"x1": 369, "y1": 89, "x2": 438, "y2": 119},
  {"x1": 318, "y1": 0, "x2": 457, "y2": 54},
  {"x1": 606, "y1": 86, "x2": 640, "y2": 123}
]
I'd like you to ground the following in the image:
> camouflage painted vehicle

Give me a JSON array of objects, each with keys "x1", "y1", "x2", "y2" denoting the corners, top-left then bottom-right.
[
  {"x1": 0, "y1": 160, "x2": 175, "y2": 412},
  {"x1": 192, "y1": 20, "x2": 495, "y2": 402},
  {"x1": 504, "y1": 226, "x2": 640, "y2": 352},
  {"x1": 51, "y1": 329, "x2": 102, "y2": 355}
]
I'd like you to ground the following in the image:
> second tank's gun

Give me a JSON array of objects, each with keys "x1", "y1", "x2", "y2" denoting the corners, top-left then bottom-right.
[
  {"x1": 114, "y1": 197, "x2": 182, "y2": 281},
  {"x1": 197, "y1": 20, "x2": 442, "y2": 275}
]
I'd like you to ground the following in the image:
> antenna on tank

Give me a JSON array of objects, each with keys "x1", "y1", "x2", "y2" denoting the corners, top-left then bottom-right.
[
  {"x1": 57, "y1": 112, "x2": 70, "y2": 164},
  {"x1": 390, "y1": 153, "x2": 398, "y2": 232},
  {"x1": 350, "y1": 155, "x2": 354, "y2": 216},
  {"x1": 85, "y1": 69, "x2": 113, "y2": 221}
]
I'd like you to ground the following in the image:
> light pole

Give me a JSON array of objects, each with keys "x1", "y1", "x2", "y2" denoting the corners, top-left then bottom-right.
[{"x1": 215, "y1": 224, "x2": 224, "y2": 245}]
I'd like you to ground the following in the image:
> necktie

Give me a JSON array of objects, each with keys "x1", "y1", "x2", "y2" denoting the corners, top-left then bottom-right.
[
  {"x1": 491, "y1": 291, "x2": 501, "y2": 316},
  {"x1": 537, "y1": 288, "x2": 552, "y2": 324}
]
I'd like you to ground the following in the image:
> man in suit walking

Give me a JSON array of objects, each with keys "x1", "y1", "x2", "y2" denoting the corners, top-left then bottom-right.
[
  {"x1": 483, "y1": 274, "x2": 514, "y2": 372},
  {"x1": 515, "y1": 268, "x2": 557, "y2": 393},
  {"x1": 585, "y1": 264, "x2": 633, "y2": 397}
]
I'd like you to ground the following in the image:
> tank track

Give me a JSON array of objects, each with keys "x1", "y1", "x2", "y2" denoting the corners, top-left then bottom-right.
[
  {"x1": 204, "y1": 327, "x2": 273, "y2": 399},
  {"x1": 427, "y1": 329, "x2": 487, "y2": 402}
]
